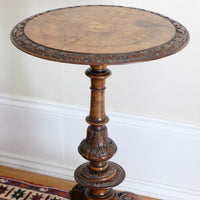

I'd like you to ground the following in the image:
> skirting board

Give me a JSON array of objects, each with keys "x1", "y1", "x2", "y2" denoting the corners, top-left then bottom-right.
[
  {"x1": 0, "y1": 151, "x2": 199, "y2": 200},
  {"x1": 0, "y1": 93, "x2": 200, "y2": 200}
]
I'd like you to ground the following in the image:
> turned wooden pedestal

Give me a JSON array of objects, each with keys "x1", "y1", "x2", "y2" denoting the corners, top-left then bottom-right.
[
  {"x1": 69, "y1": 65, "x2": 140, "y2": 200},
  {"x1": 11, "y1": 5, "x2": 189, "y2": 200}
]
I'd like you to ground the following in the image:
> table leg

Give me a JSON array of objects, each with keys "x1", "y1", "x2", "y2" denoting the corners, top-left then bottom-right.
[{"x1": 69, "y1": 65, "x2": 140, "y2": 200}]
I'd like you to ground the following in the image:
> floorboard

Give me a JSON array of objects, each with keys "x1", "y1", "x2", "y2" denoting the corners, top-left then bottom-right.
[{"x1": 0, "y1": 166, "x2": 159, "y2": 200}]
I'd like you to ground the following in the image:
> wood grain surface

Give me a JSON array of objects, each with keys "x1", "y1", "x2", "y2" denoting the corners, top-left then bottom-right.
[
  {"x1": 11, "y1": 5, "x2": 189, "y2": 65},
  {"x1": 24, "y1": 6, "x2": 175, "y2": 54}
]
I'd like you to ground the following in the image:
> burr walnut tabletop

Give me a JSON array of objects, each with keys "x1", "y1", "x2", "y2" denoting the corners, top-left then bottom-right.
[
  {"x1": 11, "y1": 5, "x2": 189, "y2": 200},
  {"x1": 11, "y1": 5, "x2": 189, "y2": 65}
]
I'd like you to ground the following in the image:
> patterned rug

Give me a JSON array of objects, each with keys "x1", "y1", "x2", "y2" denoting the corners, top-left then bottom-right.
[{"x1": 0, "y1": 176, "x2": 70, "y2": 200}]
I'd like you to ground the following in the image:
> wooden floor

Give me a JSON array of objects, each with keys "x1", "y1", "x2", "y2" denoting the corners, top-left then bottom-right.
[{"x1": 0, "y1": 166, "x2": 159, "y2": 200}]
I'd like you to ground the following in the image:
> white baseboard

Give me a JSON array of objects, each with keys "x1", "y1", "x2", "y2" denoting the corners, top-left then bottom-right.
[
  {"x1": 0, "y1": 151, "x2": 200, "y2": 200},
  {"x1": 0, "y1": 93, "x2": 200, "y2": 200},
  {"x1": 0, "y1": 151, "x2": 74, "y2": 181}
]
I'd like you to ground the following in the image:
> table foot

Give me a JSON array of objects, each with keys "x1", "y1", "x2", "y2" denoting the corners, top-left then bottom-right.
[
  {"x1": 69, "y1": 184, "x2": 140, "y2": 200},
  {"x1": 116, "y1": 192, "x2": 141, "y2": 200},
  {"x1": 69, "y1": 184, "x2": 86, "y2": 200}
]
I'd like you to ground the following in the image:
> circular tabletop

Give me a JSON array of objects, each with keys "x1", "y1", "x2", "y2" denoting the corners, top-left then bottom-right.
[{"x1": 11, "y1": 5, "x2": 189, "y2": 65}]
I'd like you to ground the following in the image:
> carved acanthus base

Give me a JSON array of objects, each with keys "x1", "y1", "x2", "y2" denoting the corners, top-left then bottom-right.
[{"x1": 78, "y1": 125, "x2": 117, "y2": 162}]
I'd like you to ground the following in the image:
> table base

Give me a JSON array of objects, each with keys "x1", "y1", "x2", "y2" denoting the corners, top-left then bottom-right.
[
  {"x1": 70, "y1": 184, "x2": 141, "y2": 200},
  {"x1": 68, "y1": 65, "x2": 141, "y2": 200}
]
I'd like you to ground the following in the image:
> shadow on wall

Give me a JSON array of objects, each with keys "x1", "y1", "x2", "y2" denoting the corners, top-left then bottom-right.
[
  {"x1": 0, "y1": 0, "x2": 84, "y2": 165},
  {"x1": 0, "y1": 1, "x2": 39, "y2": 158},
  {"x1": 0, "y1": 0, "x2": 33, "y2": 96}
]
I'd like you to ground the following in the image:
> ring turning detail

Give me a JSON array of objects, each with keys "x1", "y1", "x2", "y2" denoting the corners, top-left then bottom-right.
[{"x1": 11, "y1": 5, "x2": 189, "y2": 200}]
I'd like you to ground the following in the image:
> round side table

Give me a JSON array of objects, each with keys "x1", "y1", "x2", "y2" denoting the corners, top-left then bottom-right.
[{"x1": 11, "y1": 5, "x2": 189, "y2": 200}]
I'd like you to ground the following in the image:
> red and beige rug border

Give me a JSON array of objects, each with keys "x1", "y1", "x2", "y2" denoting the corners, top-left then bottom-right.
[{"x1": 0, "y1": 176, "x2": 70, "y2": 200}]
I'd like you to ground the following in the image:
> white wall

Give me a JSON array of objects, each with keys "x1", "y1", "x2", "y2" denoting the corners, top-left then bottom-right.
[
  {"x1": 0, "y1": 0, "x2": 199, "y2": 125},
  {"x1": 0, "y1": 0, "x2": 200, "y2": 199},
  {"x1": 0, "y1": 94, "x2": 199, "y2": 200}
]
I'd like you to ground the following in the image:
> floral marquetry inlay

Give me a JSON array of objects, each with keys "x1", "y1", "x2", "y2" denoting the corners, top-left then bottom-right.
[
  {"x1": 11, "y1": 5, "x2": 189, "y2": 65},
  {"x1": 24, "y1": 6, "x2": 175, "y2": 54}
]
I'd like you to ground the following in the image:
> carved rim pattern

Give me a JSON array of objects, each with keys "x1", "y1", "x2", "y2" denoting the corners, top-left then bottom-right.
[{"x1": 11, "y1": 5, "x2": 189, "y2": 65}]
